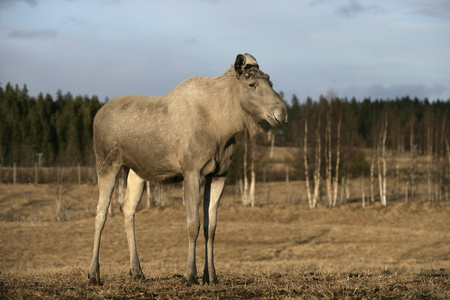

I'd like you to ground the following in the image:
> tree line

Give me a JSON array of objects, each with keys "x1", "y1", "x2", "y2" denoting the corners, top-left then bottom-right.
[
  {"x1": 232, "y1": 91, "x2": 449, "y2": 206},
  {"x1": 0, "y1": 83, "x2": 102, "y2": 167},
  {"x1": 1, "y1": 82, "x2": 449, "y2": 181}
]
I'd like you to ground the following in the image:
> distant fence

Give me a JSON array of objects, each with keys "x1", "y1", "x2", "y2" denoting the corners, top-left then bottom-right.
[
  {"x1": 0, "y1": 164, "x2": 97, "y2": 184},
  {"x1": 0, "y1": 162, "x2": 299, "y2": 184}
]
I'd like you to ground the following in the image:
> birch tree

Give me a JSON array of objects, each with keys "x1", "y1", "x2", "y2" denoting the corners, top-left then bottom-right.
[
  {"x1": 325, "y1": 103, "x2": 332, "y2": 207},
  {"x1": 312, "y1": 115, "x2": 322, "y2": 207},
  {"x1": 332, "y1": 117, "x2": 341, "y2": 207},
  {"x1": 241, "y1": 129, "x2": 250, "y2": 206},
  {"x1": 249, "y1": 139, "x2": 256, "y2": 207},
  {"x1": 304, "y1": 119, "x2": 313, "y2": 208},
  {"x1": 241, "y1": 129, "x2": 256, "y2": 207},
  {"x1": 377, "y1": 112, "x2": 388, "y2": 207}
]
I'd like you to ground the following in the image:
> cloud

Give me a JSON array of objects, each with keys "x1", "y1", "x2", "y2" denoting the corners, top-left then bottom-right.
[
  {"x1": 336, "y1": 0, "x2": 381, "y2": 17},
  {"x1": 8, "y1": 29, "x2": 57, "y2": 39},
  {"x1": 411, "y1": 1, "x2": 450, "y2": 20},
  {"x1": 24, "y1": 0, "x2": 37, "y2": 7},
  {"x1": 0, "y1": 0, "x2": 37, "y2": 8}
]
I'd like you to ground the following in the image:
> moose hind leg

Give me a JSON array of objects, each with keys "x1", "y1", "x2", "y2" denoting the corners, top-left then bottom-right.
[
  {"x1": 183, "y1": 171, "x2": 201, "y2": 285},
  {"x1": 122, "y1": 169, "x2": 146, "y2": 280},
  {"x1": 88, "y1": 164, "x2": 121, "y2": 285},
  {"x1": 203, "y1": 176, "x2": 226, "y2": 284}
]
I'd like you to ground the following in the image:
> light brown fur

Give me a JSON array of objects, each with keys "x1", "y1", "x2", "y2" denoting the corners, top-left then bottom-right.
[{"x1": 88, "y1": 53, "x2": 288, "y2": 285}]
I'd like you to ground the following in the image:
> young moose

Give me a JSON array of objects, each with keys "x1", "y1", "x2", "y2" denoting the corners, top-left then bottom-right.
[{"x1": 88, "y1": 53, "x2": 288, "y2": 285}]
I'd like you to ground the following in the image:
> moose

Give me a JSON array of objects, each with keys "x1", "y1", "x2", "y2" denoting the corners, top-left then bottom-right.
[{"x1": 88, "y1": 53, "x2": 288, "y2": 285}]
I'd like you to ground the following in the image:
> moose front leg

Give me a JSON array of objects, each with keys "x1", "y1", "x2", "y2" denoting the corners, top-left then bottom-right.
[
  {"x1": 183, "y1": 171, "x2": 201, "y2": 285},
  {"x1": 203, "y1": 176, "x2": 226, "y2": 284}
]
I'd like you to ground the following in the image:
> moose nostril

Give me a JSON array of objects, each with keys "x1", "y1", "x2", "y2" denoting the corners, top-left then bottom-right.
[{"x1": 273, "y1": 109, "x2": 288, "y2": 124}]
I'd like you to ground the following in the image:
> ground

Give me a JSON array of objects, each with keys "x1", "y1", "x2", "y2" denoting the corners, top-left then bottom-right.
[{"x1": 0, "y1": 182, "x2": 449, "y2": 299}]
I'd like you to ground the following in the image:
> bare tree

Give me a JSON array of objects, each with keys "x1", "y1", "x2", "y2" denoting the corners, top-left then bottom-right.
[
  {"x1": 325, "y1": 101, "x2": 332, "y2": 207},
  {"x1": 241, "y1": 129, "x2": 250, "y2": 206},
  {"x1": 249, "y1": 139, "x2": 256, "y2": 207},
  {"x1": 241, "y1": 129, "x2": 256, "y2": 207},
  {"x1": 332, "y1": 117, "x2": 341, "y2": 207},
  {"x1": 377, "y1": 112, "x2": 388, "y2": 207},
  {"x1": 312, "y1": 115, "x2": 322, "y2": 208},
  {"x1": 304, "y1": 119, "x2": 314, "y2": 208}
]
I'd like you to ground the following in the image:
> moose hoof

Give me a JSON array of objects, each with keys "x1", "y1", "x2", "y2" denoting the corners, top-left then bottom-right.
[
  {"x1": 132, "y1": 274, "x2": 146, "y2": 282},
  {"x1": 129, "y1": 269, "x2": 146, "y2": 282},
  {"x1": 182, "y1": 275, "x2": 200, "y2": 286},
  {"x1": 88, "y1": 274, "x2": 102, "y2": 286},
  {"x1": 203, "y1": 274, "x2": 219, "y2": 285}
]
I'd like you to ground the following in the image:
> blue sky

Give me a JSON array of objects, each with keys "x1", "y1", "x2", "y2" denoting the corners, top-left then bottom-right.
[{"x1": 1, "y1": 0, "x2": 449, "y2": 103}]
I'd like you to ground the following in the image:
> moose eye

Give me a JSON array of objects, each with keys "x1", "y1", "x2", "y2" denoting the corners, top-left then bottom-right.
[{"x1": 244, "y1": 73, "x2": 251, "y2": 79}]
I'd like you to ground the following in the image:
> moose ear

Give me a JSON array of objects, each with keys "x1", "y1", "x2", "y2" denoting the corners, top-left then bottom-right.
[{"x1": 234, "y1": 54, "x2": 246, "y2": 78}]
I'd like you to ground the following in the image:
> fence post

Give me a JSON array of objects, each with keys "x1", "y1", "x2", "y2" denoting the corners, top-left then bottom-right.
[
  {"x1": 35, "y1": 162, "x2": 38, "y2": 184},
  {"x1": 13, "y1": 163, "x2": 16, "y2": 184},
  {"x1": 78, "y1": 164, "x2": 81, "y2": 184}
]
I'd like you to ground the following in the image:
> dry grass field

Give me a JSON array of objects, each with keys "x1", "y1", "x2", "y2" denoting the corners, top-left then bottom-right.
[{"x1": 0, "y1": 181, "x2": 449, "y2": 299}]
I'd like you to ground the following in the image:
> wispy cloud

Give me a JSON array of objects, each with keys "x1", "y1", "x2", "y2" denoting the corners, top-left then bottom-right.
[
  {"x1": 336, "y1": 0, "x2": 381, "y2": 17},
  {"x1": 0, "y1": 0, "x2": 37, "y2": 8},
  {"x1": 8, "y1": 29, "x2": 57, "y2": 39},
  {"x1": 411, "y1": 1, "x2": 450, "y2": 20},
  {"x1": 24, "y1": 0, "x2": 37, "y2": 7}
]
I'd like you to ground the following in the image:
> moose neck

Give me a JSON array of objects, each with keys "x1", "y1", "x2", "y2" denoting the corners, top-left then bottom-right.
[{"x1": 202, "y1": 68, "x2": 251, "y2": 142}]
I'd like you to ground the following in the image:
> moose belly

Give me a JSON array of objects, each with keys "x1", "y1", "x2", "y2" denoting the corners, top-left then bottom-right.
[{"x1": 119, "y1": 146, "x2": 183, "y2": 183}]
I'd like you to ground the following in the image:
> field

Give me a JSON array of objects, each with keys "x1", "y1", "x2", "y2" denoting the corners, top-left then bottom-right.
[{"x1": 1, "y1": 181, "x2": 449, "y2": 299}]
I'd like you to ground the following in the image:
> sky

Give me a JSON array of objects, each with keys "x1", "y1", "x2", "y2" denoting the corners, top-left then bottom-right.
[{"x1": 1, "y1": 0, "x2": 449, "y2": 104}]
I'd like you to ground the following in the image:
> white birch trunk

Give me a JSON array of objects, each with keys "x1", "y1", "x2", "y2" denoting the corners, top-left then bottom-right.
[
  {"x1": 379, "y1": 114, "x2": 388, "y2": 207},
  {"x1": 326, "y1": 109, "x2": 332, "y2": 207},
  {"x1": 304, "y1": 120, "x2": 313, "y2": 208},
  {"x1": 370, "y1": 153, "x2": 375, "y2": 203},
  {"x1": 242, "y1": 130, "x2": 249, "y2": 206},
  {"x1": 249, "y1": 140, "x2": 256, "y2": 207},
  {"x1": 312, "y1": 116, "x2": 321, "y2": 208},
  {"x1": 332, "y1": 118, "x2": 341, "y2": 207}
]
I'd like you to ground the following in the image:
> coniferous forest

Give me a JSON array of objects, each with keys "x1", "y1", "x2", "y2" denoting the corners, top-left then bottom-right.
[
  {"x1": 1, "y1": 82, "x2": 449, "y2": 186},
  {"x1": 0, "y1": 83, "x2": 102, "y2": 167}
]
